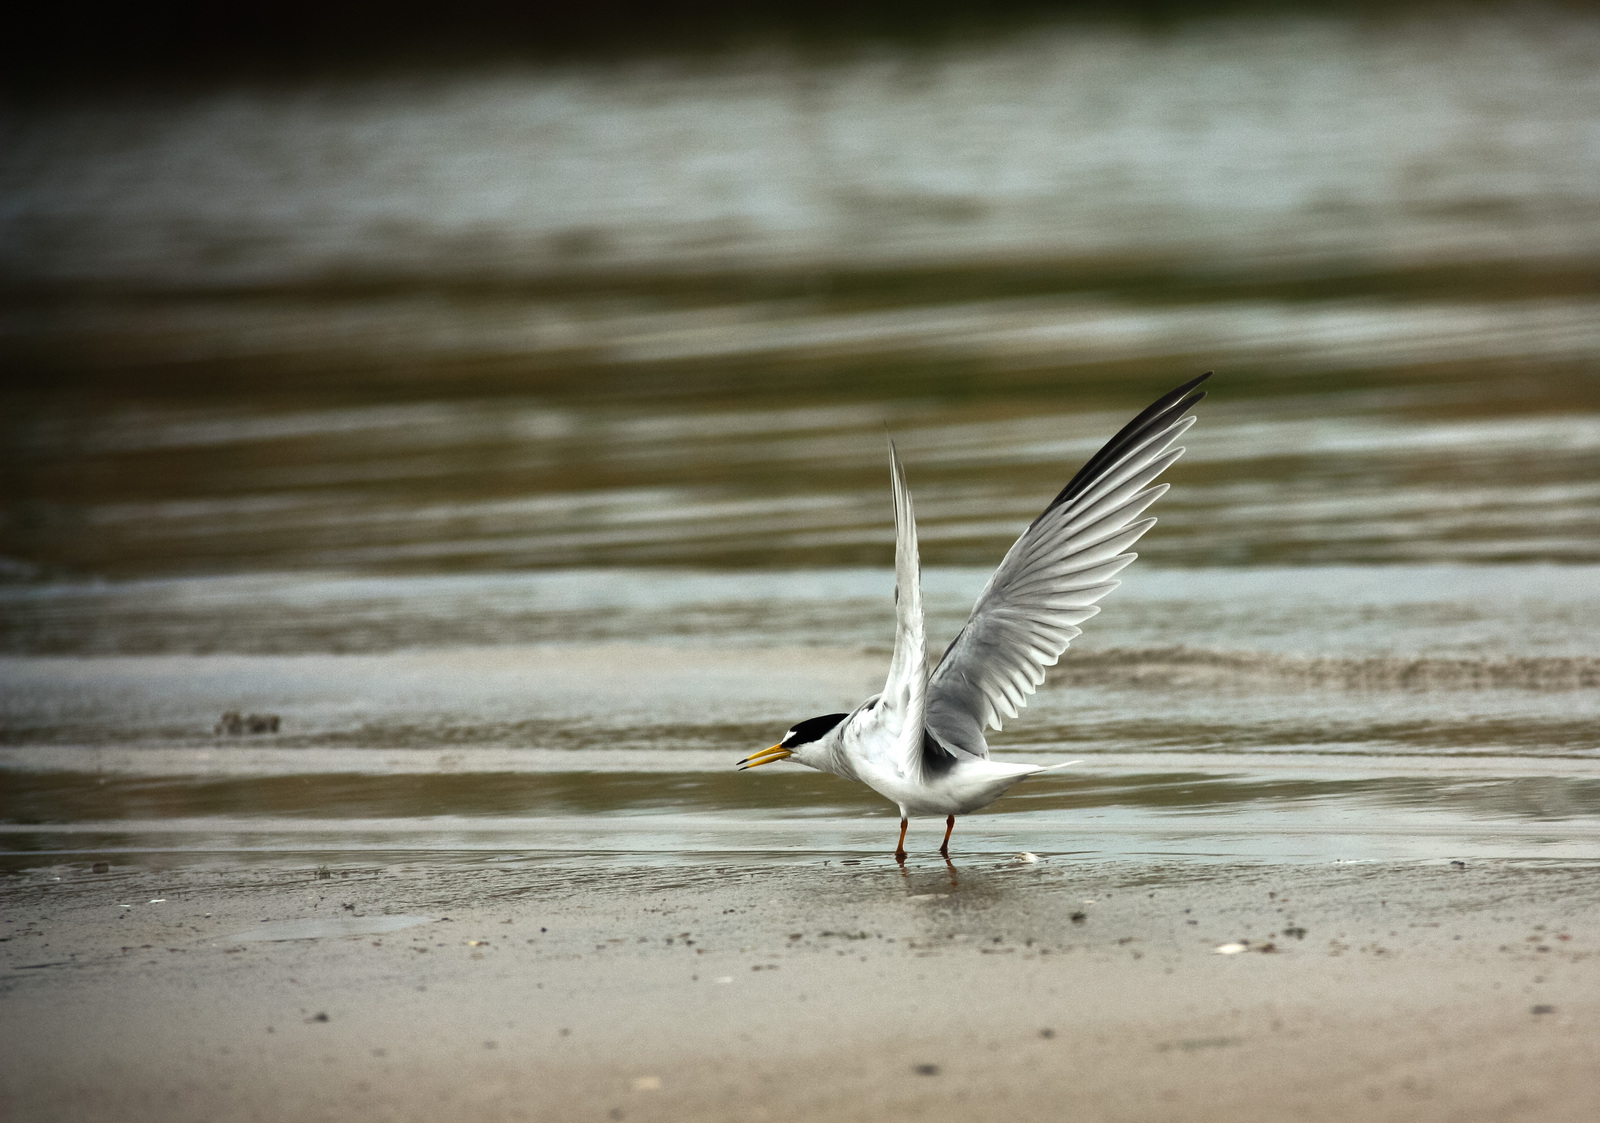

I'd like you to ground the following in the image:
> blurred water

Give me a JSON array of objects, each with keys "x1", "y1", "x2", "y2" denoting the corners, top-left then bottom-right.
[
  {"x1": 2, "y1": 564, "x2": 1596, "y2": 862},
  {"x1": 5, "y1": 382, "x2": 1600, "y2": 576},
  {"x1": 6, "y1": 11, "x2": 1600, "y2": 286},
  {"x1": 2, "y1": 7, "x2": 1598, "y2": 865}
]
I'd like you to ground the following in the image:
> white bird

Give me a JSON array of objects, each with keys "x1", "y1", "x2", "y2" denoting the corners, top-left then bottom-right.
[{"x1": 737, "y1": 373, "x2": 1210, "y2": 859}]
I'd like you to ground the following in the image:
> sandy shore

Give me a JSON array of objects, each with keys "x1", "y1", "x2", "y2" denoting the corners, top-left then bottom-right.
[{"x1": 2, "y1": 854, "x2": 1595, "y2": 1122}]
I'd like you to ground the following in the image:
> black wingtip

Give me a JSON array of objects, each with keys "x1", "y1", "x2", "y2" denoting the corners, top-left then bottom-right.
[{"x1": 1036, "y1": 371, "x2": 1212, "y2": 522}]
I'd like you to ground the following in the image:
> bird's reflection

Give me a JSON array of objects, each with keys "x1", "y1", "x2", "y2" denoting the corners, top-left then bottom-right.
[{"x1": 894, "y1": 853, "x2": 960, "y2": 890}]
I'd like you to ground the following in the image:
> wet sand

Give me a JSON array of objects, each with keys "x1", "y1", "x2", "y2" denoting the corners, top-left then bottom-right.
[{"x1": 3, "y1": 855, "x2": 1595, "y2": 1122}]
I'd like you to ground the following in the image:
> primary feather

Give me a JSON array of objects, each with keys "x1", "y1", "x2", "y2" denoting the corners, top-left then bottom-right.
[
  {"x1": 924, "y1": 373, "x2": 1210, "y2": 758},
  {"x1": 880, "y1": 440, "x2": 930, "y2": 784}
]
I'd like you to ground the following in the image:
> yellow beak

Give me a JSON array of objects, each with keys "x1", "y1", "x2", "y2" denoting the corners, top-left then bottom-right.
[{"x1": 736, "y1": 743, "x2": 793, "y2": 770}]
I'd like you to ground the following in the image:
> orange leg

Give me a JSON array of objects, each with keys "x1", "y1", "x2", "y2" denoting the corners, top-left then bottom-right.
[
  {"x1": 939, "y1": 815, "x2": 955, "y2": 858},
  {"x1": 894, "y1": 817, "x2": 909, "y2": 861}
]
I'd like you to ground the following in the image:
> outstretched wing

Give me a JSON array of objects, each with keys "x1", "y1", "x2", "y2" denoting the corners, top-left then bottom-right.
[
  {"x1": 924, "y1": 373, "x2": 1210, "y2": 757},
  {"x1": 874, "y1": 439, "x2": 930, "y2": 782}
]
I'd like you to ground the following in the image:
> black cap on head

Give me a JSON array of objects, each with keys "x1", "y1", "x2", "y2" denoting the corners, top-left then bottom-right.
[{"x1": 781, "y1": 713, "x2": 848, "y2": 747}]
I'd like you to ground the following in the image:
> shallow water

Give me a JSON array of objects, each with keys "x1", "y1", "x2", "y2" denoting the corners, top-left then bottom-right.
[
  {"x1": 2, "y1": 564, "x2": 1596, "y2": 863},
  {"x1": 2, "y1": 8, "x2": 1599, "y2": 868}
]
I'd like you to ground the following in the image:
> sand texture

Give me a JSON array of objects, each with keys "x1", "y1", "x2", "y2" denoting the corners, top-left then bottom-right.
[{"x1": 2, "y1": 855, "x2": 1595, "y2": 1122}]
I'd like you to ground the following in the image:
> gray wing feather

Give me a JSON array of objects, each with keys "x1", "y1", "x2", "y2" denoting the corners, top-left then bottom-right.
[
  {"x1": 926, "y1": 377, "x2": 1207, "y2": 757},
  {"x1": 880, "y1": 439, "x2": 930, "y2": 782}
]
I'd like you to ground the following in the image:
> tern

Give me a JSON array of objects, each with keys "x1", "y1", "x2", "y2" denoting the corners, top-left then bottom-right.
[{"x1": 737, "y1": 373, "x2": 1209, "y2": 859}]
